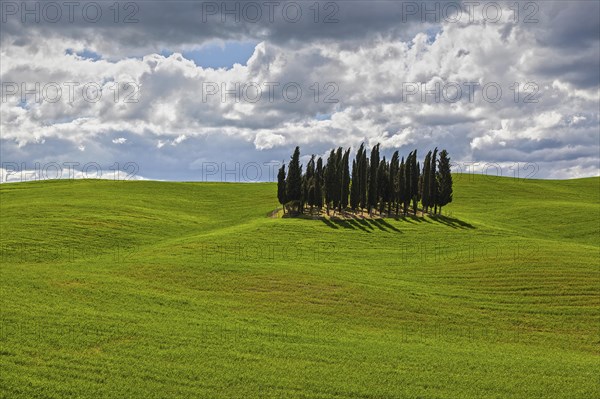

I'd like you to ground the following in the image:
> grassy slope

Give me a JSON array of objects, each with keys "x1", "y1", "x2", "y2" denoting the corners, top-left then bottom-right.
[{"x1": 1, "y1": 175, "x2": 599, "y2": 399}]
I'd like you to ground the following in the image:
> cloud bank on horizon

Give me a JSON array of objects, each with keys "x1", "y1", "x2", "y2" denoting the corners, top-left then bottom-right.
[{"x1": 1, "y1": 0, "x2": 599, "y2": 182}]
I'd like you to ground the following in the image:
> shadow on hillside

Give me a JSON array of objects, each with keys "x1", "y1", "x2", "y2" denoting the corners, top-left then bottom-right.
[
  {"x1": 320, "y1": 213, "x2": 474, "y2": 231},
  {"x1": 279, "y1": 207, "x2": 474, "y2": 231},
  {"x1": 322, "y1": 215, "x2": 402, "y2": 233},
  {"x1": 429, "y1": 215, "x2": 476, "y2": 229}
]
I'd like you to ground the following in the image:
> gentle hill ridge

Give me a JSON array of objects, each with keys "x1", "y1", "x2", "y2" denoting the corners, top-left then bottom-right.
[{"x1": 1, "y1": 175, "x2": 598, "y2": 398}]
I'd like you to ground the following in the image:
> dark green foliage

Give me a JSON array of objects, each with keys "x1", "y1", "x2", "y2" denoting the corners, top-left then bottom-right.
[
  {"x1": 359, "y1": 145, "x2": 368, "y2": 211},
  {"x1": 278, "y1": 145, "x2": 452, "y2": 218},
  {"x1": 350, "y1": 159, "x2": 359, "y2": 211},
  {"x1": 315, "y1": 157, "x2": 324, "y2": 210},
  {"x1": 410, "y1": 151, "x2": 420, "y2": 215},
  {"x1": 430, "y1": 148, "x2": 439, "y2": 214},
  {"x1": 398, "y1": 157, "x2": 406, "y2": 215},
  {"x1": 286, "y1": 146, "x2": 302, "y2": 213},
  {"x1": 403, "y1": 153, "x2": 412, "y2": 215},
  {"x1": 340, "y1": 148, "x2": 351, "y2": 211},
  {"x1": 334, "y1": 147, "x2": 343, "y2": 211},
  {"x1": 437, "y1": 149, "x2": 453, "y2": 213},
  {"x1": 389, "y1": 151, "x2": 399, "y2": 215},
  {"x1": 421, "y1": 151, "x2": 432, "y2": 213},
  {"x1": 277, "y1": 164, "x2": 287, "y2": 213},
  {"x1": 368, "y1": 144, "x2": 380, "y2": 214},
  {"x1": 324, "y1": 150, "x2": 337, "y2": 215},
  {"x1": 377, "y1": 158, "x2": 389, "y2": 214},
  {"x1": 306, "y1": 155, "x2": 316, "y2": 212}
]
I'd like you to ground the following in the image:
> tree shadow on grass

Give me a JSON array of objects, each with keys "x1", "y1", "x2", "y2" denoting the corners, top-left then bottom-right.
[
  {"x1": 321, "y1": 218, "x2": 339, "y2": 229},
  {"x1": 344, "y1": 218, "x2": 371, "y2": 232},
  {"x1": 370, "y1": 218, "x2": 402, "y2": 233},
  {"x1": 392, "y1": 215, "x2": 427, "y2": 224},
  {"x1": 429, "y1": 215, "x2": 476, "y2": 229},
  {"x1": 322, "y1": 215, "x2": 402, "y2": 233},
  {"x1": 324, "y1": 217, "x2": 371, "y2": 232},
  {"x1": 314, "y1": 210, "x2": 474, "y2": 231}
]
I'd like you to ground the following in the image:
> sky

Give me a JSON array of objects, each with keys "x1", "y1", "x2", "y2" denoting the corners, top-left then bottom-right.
[{"x1": 1, "y1": 0, "x2": 599, "y2": 182}]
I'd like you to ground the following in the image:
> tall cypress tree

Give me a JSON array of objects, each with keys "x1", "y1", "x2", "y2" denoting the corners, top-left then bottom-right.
[
  {"x1": 315, "y1": 157, "x2": 324, "y2": 212},
  {"x1": 412, "y1": 157, "x2": 420, "y2": 216},
  {"x1": 277, "y1": 164, "x2": 287, "y2": 214},
  {"x1": 437, "y1": 149, "x2": 453, "y2": 214},
  {"x1": 399, "y1": 157, "x2": 406, "y2": 216},
  {"x1": 330, "y1": 147, "x2": 341, "y2": 212},
  {"x1": 389, "y1": 151, "x2": 399, "y2": 216},
  {"x1": 402, "y1": 155, "x2": 410, "y2": 216},
  {"x1": 350, "y1": 159, "x2": 359, "y2": 211},
  {"x1": 359, "y1": 145, "x2": 368, "y2": 211},
  {"x1": 286, "y1": 146, "x2": 302, "y2": 213},
  {"x1": 340, "y1": 148, "x2": 351, "y2": 212},
  {"x1": 408, "y1": 150, "x2": 419, "y2": 215},
  {"x1": 430, "y1": 148, "x2": 439, "y2": 214},
  {"x1": 368, "y1": 144, "x2": 380, "y2": 215},
  {"x1": 377, "y1": 158, "x2": 389, "y2": 215},
  {"x1": 421, "y1": 151, "x2": 432, "y2": 213},
  {"x1": 324, "y1": 150, "x2": 337, "y2": 215},
  {"x1": 354, "y1": 145, "x2": 363, "y2": 211},
  {"x1": 306, "y1": 155, "x2": 316, "y2": 213}
]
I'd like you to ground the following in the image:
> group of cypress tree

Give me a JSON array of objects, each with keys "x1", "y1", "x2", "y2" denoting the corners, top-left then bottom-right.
[{"x1": 277, "y1": 144, "x2": 453, "y2": 217}]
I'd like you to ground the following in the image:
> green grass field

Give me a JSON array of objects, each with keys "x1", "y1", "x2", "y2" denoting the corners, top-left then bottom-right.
[{"x1": 1, "y1": 174, "x2": 599, "y2": 398}]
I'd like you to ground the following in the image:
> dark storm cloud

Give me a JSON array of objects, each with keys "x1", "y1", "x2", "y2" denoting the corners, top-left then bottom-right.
[
  {"x1": 531, "y1": 1, "x2": 600, "y2": 49},
  {"x1": 0, "y1": 0, "x2": 447, "y2": 57}
]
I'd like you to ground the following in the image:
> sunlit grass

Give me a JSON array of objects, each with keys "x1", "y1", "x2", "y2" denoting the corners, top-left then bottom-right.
[{"x1": 1, "y1": 175, "x2": 599, "y2": 398}]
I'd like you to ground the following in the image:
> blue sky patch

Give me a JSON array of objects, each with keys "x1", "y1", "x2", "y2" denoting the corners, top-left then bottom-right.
[{"x1": 162, "y1": 41, "x2": 257, "y2": 69}]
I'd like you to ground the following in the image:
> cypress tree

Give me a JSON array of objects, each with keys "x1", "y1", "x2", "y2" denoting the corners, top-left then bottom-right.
[
  {"x1": 404, "y1": 152, "x2": 413, "y2": 215},
  {"x1": 340, "y1": 148, "x2": 351, "y2": 212},
  {"x1": 399, "y1": 157, "x2": 407, "y2": 216},
  {"x1": 377, "y1": 158, "x2": 389, "y2": 215},
  {"x1": 300, "y1": 175, "x2": 307, "y2": 213},
  {"x1": 359, "y1": 145, "x2": 368, "y2": 212},
  {"x1": 421, "y1": 151, "x2": 432, "y2": 213},
  {"x1": 412, "y1": 157, "x2": 420, "y2": 216},
  {"x1": 389, "y1": 151, "x2": 399, "y2": 216},
  {"x1": 333, "y1": 147, "x2": 342, "y2": 212},
  {"x1": 430, "y1": 148, "x2": 439, "y2": 214},
  {"x1": 350, "y1": 159, "x2": 359, "y2": 211},
  {"x1": 315, "y1": 157, "x2": 324, "y2": 212},
  {"x1": 306, "y1": 155, "x2": 316, "y2": 213},
  {"x1": 368, "y1": 144, "x2": 380, "y2": 215},
  {"x1": 437, "y1": 149, "x2": 453, "y2": 214},
  {"x1": 277, "y1": 164, "x2": 287, "y2": 214},
  {"x1": 324, "y1": 150, "x2": 337, "y2": 215},
  {"x1": 354, "y1": 145, "x2": 363, "y2": 211},
  {"x1": 286, "y1": 146, "x2": 302, "y2": 213}
]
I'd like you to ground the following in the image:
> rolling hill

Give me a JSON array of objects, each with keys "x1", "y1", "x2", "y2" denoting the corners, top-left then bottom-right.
[{"x1": 1, "y1": 175, "x2": 599, "y2": 398}]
